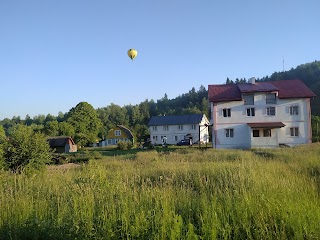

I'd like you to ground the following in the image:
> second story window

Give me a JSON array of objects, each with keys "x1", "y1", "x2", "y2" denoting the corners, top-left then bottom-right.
[
  {"x1": 266, "y1": 93, "x2": 277, "y2": 104},
  {"x1": 163, "y1": 125, "x2": 169, "y2": 131},
  {"x1": 115, "y1": 130, "x2": 121, "y2": 136},
  {"x1": 223, "y1": 108, "x2": 231, "y2": 117},
  {"x1": 266, "y1": 107, "x2": 276, "y2": 116},
  {"x1": 178, "y1": 125, "x2": 183, "y2": 130},
  {"x1": 152, "y1": 126, "x2": 157, "y2": 131},
  {"x1": 290, "y1": 106, "x2": 299, "y2": 115},
  {"x1": 246, "y1": 108, "x2": 255, "y2": 117},
  {"x1": 243, "y1": 94, "x2": 254, "y2": 105},
  {"x1": 191, "y1": 124, "x2": 196, "y2": 130}
]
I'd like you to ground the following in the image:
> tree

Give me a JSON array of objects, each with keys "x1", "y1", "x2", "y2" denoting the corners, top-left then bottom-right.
[
  {"x1": 67, "y1": 102, "x2": 102, "y2": 147},
  {"x1": 2, "y1": 124, "x2": 52, "y2": 173},
  {"x1": 58, "y1": 122, "x2": 75, "y2": 137},
  {"x1": 0, "y1": 126, "x2": 6, "y2": 168},
  {"x1": 44, "y1": 120, "x2": 59, "y2": 136},
  {"x1": 107, "y1": 103, "x2": 129, "y2": 126}
]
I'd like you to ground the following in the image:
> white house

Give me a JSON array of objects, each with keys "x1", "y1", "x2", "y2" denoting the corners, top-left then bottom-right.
[
  {"x1": 208, "y1": 78, "x2": 316, "y2": 149},
  {"x1": 148, "y1": 114, "x2": 210, "y2": 145}
]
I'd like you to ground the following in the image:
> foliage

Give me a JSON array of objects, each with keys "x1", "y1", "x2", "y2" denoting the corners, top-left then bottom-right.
[
  {"x1": 0, "y1": 145, "x2": 320, "y2": 239},
  {"x1": 67, "y1": 102, "x2": 102, "y2": 147},
  {"x1": 1, "y1": 124, "x2": 52, "y2": 173},
  {"x1": 312, "y1": 115, "x2": 320, "y2": 142},
  {"x1": 0, "y1": 126, "x2": 6, "y2": 168},
  {"x1": 117, "y1": 140, "x2": 133, "y2": 150}
]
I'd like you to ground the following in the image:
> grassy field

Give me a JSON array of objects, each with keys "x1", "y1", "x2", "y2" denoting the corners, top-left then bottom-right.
[{"x1": 0, "y1": 144, "x2": 320, "y2": 239}]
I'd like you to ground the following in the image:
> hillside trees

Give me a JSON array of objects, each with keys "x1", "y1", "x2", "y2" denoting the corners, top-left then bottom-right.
[
  {"x1": 0, "y1": 126, "x2": 5, "y2": 166},
  {"x1": 1, "y1": 124, "x2": 52, "y2": 173},
  {"x1": 67, "y1": 102, "x2": 102, "y2": 147}
]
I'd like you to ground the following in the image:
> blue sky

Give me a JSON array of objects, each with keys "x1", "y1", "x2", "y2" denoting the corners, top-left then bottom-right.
[{"x1": 0, "y1": 0, "x2": 319, "y2": 120}]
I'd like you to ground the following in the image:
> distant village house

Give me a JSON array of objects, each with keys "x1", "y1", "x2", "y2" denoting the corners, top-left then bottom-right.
[
  {"x1": 99, "y1": 125, "x2": 134, "y2": 146},
  {"x1": 148, "y1": 114, "x2": 210, "y2": 145},
  {"x1": 47, "y1": 136, "x2": 77, "y2": 153}
]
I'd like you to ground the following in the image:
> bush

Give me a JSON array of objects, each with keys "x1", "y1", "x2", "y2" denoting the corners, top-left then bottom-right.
[
  {"x1": 2, "y1": 125, "x2": 52, "y2": 173},
  {"x1": 117, "y1": 140, "x2": 133, "y2": 150}
]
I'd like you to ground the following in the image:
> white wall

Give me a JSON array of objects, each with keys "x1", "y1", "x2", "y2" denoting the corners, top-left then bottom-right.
[
  {"x1": 149, "y1": 116, "x2": 209, "y2": 145},
  {"x1": 211, "y1": 92, "x2": 311, "y2": 149}
]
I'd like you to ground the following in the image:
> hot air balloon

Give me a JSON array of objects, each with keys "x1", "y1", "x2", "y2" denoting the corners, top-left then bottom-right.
[{"x1": 127, "y1": 49, "x2": 138, "y2": 60}]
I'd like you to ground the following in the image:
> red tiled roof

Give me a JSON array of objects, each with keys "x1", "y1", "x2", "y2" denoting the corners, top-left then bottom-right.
[
  {"x1": 247, "y1": 122, "x2": 285, "y2": 128},
  {"x1": 208, "y1": 84, "x2": 242, "y2": 102},
  {"x1": 270, "y1": 80, "x2": 316, "y2": 99},
  {"x1": 208, "y1": 80, "x2": 316, "y2": 103}
]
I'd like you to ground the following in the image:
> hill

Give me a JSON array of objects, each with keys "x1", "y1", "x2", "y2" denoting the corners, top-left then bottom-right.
[{"x1": 258, "y1": 60, "x2": 320, "y2": 115}]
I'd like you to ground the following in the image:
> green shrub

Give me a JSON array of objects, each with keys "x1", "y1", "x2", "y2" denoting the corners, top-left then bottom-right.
[
  {"x1": 2, "y1": 124, "x2": 52, "y2": 173},
  {"x1": 117, "y1": 140, "x2": 133, "y2": 150}
]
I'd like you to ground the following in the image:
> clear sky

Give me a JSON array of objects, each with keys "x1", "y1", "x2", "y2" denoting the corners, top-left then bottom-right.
[{"x1": 0, "y1": 0, "x2": 319, "y2": 120}]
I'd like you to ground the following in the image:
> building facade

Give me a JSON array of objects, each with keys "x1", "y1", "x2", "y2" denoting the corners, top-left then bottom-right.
[
  {"x1": 148, "y1": 114, "x2": 209, "y2": 145},
  {"x1": 208, "y1": 79, "x2": 316, "y2": 149}
]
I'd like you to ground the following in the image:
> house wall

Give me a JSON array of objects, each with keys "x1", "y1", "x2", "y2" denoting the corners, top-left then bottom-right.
[
  {"x1": 149, "y1": 116, "x2": 209, "y2": 145},
  {"x1": 102, "y1": 126, "x2": 132, "y2": 146},
  {"x1": 65, "y1": 140, "x2": 77, "y2": 153},
  {"x1": 211, "y1": 92, "x2": 311, "y2": 149}
]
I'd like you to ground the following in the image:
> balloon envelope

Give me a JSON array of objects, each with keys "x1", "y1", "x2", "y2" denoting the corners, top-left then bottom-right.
[{"x1": 127, "y1": 49, "x2": 138, "y2": 60}]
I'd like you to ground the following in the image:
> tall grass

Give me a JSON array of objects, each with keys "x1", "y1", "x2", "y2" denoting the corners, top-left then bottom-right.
[{"x1": 0, "y1": 144, "x2": 320, "y2": 239}]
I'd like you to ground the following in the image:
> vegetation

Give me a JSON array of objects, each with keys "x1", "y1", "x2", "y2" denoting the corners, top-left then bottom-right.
[
  {"x1": 0, "y1": 125, "x2": 52, "y2": 173},
  {"x1": 0, "y1": 144, "x2": 319, "y2": 239}
]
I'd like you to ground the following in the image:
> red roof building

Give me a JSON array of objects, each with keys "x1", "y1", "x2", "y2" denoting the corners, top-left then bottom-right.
[{"x1": 208, "y1": 79, "x2": 316, "y2": 149}]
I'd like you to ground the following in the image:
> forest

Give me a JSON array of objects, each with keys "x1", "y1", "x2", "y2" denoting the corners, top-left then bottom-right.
[{"x1": 1, "y1": 60, "x2": 320, "y2": 145}]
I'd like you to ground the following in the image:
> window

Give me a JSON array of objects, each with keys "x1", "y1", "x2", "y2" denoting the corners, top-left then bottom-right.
[
  {"x1": 152, "y1": 126, "x2": 157, "y2": 131},
  {"x1": 115, "y1": 130, "x2": 121, "y2": 136},
  {"x1": 191, "y1": 124, "x2": 196, "y2": 130},
  {"x1": 174, "y1": 136, "x2": 178, "y2": 141},
  {"x1": 266, "y1": 107, "x2": 276, "y2": 116},
  {"x1": 266, "y1": 93, "x2": 277, "y2": 104},
  {"x1": 290, "y1": 106, "x2": 299, "y2": 115},
  {"x1": 178, "y1": 125, "x2": 183, "y2": 130},
  {"x1": 223, "y1": 108, "x2": 231, "y2": 117},
  {"x1": 290, "y1": 127, "x2": 299, "y2": 137},
  {"x1": 243, "y1": 94, "x2": 254, "y2": 105},
  {"x1": 263, "y1": 129, "x2": 271, "y2": 137},
  {"x1": 153, "y1": 136, "x2": 158, "y2": 141},
  {"x1": 225, "y1": 128, "x2": 234, "y2": 138},
  {"x1": 163, "y1": 125, "x2": 169, "y2": 131},
  {"x1": 253, "y1": 130, "x2": 260, "y2": 137},
  {"x1": 246, "y1": 108, "x2": 255, "y2": 116}
]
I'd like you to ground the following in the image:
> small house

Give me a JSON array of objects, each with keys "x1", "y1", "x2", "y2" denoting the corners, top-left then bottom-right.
[
  {"x1": 100, "y1": 125, "x2": 134, "y2": 146},
  {"x1": 47, "y1": 136, "x2": 77, "y2": 153}
]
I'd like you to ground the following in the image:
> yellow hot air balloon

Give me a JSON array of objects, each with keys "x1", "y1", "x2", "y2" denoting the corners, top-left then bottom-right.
[{"x1": 127, "y1": 49, "x2": 138, "y2": 60}]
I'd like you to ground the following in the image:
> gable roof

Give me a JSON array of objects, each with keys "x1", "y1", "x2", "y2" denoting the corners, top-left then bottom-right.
[
  {"x1": 208, "y1": 84, "x2": 242, "y2": 102},
  {"x1": 208, "y1": 79, "x2": 316, "y2": 103},
  {"x1": 148, "y1": 114, "x2": 207, "y2": 126},
  {"x1": 117, "y1": 125, "x2": 134, "y2": 139},
  {"x1": 47, "y1": 136, "x2": 75, "y2": 147},
  {"x1": 270, "y1": 80, "x2": 316, "y2": 99}
]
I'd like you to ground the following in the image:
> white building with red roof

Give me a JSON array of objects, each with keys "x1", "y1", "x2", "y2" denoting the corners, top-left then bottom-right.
[{"x1": 208, "y1": 78, "x2": 316, "y2": 149}]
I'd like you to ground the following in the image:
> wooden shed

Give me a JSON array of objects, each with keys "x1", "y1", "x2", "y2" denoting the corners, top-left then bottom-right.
[{"x1": 47, "y1": 136, "x2": 77, "y2": 153}]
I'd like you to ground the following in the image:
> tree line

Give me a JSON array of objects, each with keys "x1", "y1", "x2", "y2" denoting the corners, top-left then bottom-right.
[{"x1": 1, "y1": 60, "x2": 320, "y2": 148}]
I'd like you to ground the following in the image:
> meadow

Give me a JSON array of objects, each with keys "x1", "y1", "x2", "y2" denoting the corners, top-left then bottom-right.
[{"x1": 0, "y1": 144, "x2": 320, "y2": 239}]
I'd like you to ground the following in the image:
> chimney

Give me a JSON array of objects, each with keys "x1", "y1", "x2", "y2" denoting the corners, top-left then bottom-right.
[{"x1": 248, "y1": 77, "x2": 256, "y2": 84}]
